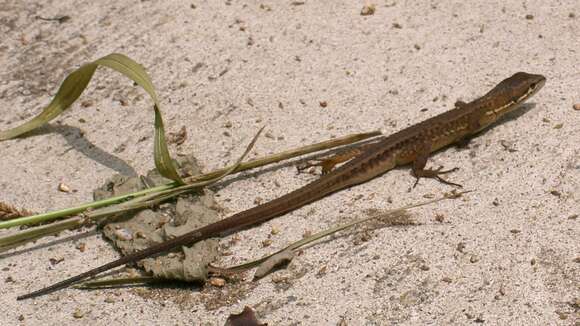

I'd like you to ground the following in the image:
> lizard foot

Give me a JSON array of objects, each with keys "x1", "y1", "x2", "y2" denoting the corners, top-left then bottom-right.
[
  {"x1": 296, "y1": 158, "x2": 337, "y2": 175},
  {"x1": 412, "y1": 166, "x2": 462, "y2": 188}
]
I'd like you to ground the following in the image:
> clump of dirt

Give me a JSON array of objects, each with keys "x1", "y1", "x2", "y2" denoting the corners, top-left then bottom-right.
[{"x1": 94, "y1": 154, "x2": 220, "y2": 282}]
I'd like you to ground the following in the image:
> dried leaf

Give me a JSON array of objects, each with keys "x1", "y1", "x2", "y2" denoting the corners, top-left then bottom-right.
[
  {"x1": 225, "y1": 306, "x2": 266, "y2": 326},
  {"x1": 0, "y1": 202, "x2": 34, "y2": 221}
]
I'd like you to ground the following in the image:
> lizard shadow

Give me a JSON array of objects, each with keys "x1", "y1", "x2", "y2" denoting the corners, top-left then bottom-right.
[{"x1": 462, "y1": 102, "x2": 536, "y2": 141}]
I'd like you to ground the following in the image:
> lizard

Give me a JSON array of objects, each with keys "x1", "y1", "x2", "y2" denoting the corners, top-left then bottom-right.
[{"x1": 17, "y1": 72, "x2": 546, "y2": 300}]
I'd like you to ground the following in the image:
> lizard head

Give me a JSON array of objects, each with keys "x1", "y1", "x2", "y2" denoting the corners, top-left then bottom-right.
[
  {"x1": 477, "y1": 72, "x2": 546, "y2": 128},
  {"x1": 499, "y1": 72, "x2": 546, "y2": 104}
]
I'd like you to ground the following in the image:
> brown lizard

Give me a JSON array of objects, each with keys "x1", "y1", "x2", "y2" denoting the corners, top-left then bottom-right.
[{"x1": 17, "y1": 72, "x2": 545, "y2": 300}]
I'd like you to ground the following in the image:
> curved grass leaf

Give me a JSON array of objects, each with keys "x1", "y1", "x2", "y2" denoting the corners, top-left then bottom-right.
[{"x1": 0, "y1": 53, "x2": 183, "y2": 184}]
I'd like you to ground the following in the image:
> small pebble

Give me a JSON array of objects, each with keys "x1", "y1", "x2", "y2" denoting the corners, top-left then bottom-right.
[
  {"x1": 264, "y1": 132, "x2": 275, "y2": 139},
  {"x1": 114, "y1": 228, "x2": 133, "y2": 241},
  {"x1": 262, "y1": 239, "x2": 273, "y2": 247},
  {"x1": 73, "y1": 308, "x2": 84, "y2": 319},
  {"x1": 360, "y1": 4, "x2": 375, "y2": 16},
  {"x1": 58, "y1": 183, "x2": 71, "y2": 193},
  {"x1": 75, "y1": 242, "x2": 86, "y2": 252},
  {"x1": 209, "y1": 277, "x2": 226, "y2": 287},
  {"x1": 499, "y1": 285, "x2": 506, "y2": 296}
]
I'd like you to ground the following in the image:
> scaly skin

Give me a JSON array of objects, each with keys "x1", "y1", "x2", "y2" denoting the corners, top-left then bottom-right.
[{"x1": 17, "y1": 72, "x2": 546, "y2": 300}]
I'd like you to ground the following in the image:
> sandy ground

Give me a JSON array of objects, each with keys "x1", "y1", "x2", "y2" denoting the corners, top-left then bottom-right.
[{"x1": 0, "y1": 0, "x2": 578, "y2": 325}]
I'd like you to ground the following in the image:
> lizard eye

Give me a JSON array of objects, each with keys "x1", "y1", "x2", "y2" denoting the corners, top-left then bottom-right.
[{"x1": 529, "y1": 83, "x2": 537, "y2": 89}]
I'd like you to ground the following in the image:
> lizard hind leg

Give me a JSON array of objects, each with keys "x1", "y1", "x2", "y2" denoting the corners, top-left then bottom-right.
[{"x1": 297, "y1": 146, "x2": 366, "y2": 175}]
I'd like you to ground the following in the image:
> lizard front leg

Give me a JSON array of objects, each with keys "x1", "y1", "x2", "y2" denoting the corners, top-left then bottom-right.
[{"x1": 411, "y1": 142, "x2": 462, "y2": 188}]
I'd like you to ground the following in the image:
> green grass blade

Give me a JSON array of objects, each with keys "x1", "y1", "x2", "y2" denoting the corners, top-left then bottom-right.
[
  {"x1": 0, "y1": 65, "x2": 97, "y2": 140},
  {"x1": 0, "y1": 53, "x2": 182, "y2": 184}
]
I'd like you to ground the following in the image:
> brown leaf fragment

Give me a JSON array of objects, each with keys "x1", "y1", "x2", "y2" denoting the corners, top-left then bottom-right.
[
  {"x1": 168, "y1": 126, "x2": 187, "y2": 145},
  {"x1": 225, "y1": 306, "x2": 267, "y2": 326},
  {"x1": 0, "y1": 202, "x2": 35, "y2": 221},
  {"x1": 254, "y1": 249, "x2": 294, "y2": 279}
]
